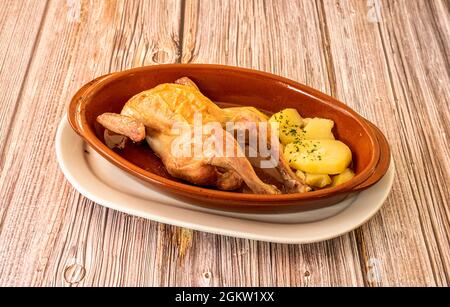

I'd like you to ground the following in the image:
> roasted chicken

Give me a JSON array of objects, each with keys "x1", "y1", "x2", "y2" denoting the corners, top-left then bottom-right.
[{"x1": 97, "y1": 77, "x2": 309, "y2": 194}]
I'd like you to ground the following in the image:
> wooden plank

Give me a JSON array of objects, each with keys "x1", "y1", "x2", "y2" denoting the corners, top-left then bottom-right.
[
  {"x1": 0, "y1": 0, "x2": 48, "y2": 167},
  {"x1": 0, "y1": 0, "x2": 448, "y2": 287},
  {"x1": 320, "y1": 0, "x2": 449, "y2": 286},
  {"x1": 379, "y1": 0, "x2": 449, "y2": 285},
  {"x1": 179, "y1": 0, "x2": 366, "y2": 286},
  {"x1": 0, "y1": 0, "x2": 182, "y2": 286},
  {"x1": 182, "y1": 0, "x2": 331, "y2": 92}
]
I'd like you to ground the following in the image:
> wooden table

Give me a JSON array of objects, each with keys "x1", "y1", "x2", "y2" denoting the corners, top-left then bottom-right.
[{"x1": 0, "y1": 0, "x2": 448, "y2": 287}]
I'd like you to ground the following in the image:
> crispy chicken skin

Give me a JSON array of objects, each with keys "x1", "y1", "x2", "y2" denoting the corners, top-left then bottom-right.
[{"x1": 97, "y1": 77, "x2": 309, "y2": 194}]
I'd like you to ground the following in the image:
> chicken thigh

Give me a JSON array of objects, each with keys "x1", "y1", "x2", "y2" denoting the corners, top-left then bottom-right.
[
  {"x1": 222, "y1": 107, "x2": 310, "y2": 193},
  {"x1": 175, "y1": 77, "x2": 309, "y2": 193}
]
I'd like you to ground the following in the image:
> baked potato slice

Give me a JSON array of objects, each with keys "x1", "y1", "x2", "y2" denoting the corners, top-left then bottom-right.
[{"x1": 284, "y1": 140, "x2": 352, "y2": 174}]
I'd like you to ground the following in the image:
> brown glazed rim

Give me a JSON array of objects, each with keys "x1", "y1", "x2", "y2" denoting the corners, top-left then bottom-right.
[{"x1": 68, "y1": 64, "x2": 388, "y2": 204}]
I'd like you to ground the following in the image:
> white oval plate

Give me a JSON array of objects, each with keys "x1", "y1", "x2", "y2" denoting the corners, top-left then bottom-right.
[{"x1": 56, "y1": 116, "x2": 394, "y2": 244}]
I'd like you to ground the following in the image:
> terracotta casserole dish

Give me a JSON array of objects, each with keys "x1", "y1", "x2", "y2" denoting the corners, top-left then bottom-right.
[{"x1": 68, "y1": 64, "x2": 390, "y2": 214}]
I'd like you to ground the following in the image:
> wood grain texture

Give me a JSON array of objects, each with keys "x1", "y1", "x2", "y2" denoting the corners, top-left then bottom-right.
[
  {"x1": 0, "y1": 0, "x2": 48, "y2": 167},
  {"x1": 378, "y1": 0, "x2": 449, "y2": 285},
  {"x1": 0, "y1": 0, "x2": 183, "y2": 286},
  {"x1": 319, "y1": 0, "x2": 449, "y2": 286},
  {"x1": 0, "y1": 0, "x2": 448, "y2": 287},
  {"x1": 181, "y1": 0, "x2": 365, "y2": 287}
]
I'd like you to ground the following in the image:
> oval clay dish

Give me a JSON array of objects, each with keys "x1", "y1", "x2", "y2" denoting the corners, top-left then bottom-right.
[{"x1": 68, "y1": 64, "x2": 390, "y2": 214}]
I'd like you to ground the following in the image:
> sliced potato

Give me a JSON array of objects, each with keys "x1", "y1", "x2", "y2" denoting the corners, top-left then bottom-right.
[
  {"x1": 269, "y1": 108, "x2": 304, "y2": 127},
  {"x1": 284, "y1": 140, "x2": 352, "y2": 174},
  {"x1": 302, "y1": 118, "x2": 335, "y2": 140},
  {"x1": 269, "y1": 108, "x2": 305, "y2": 145},
  {"x1": 300, "y1": 171, "x2": 331, "y2": 188},
  {"x1": 277, "y1": 126, "x2": 302, "y2": 145},
  {"x1": 331, "y1": 168, "x2": 355, "y2": 187}
]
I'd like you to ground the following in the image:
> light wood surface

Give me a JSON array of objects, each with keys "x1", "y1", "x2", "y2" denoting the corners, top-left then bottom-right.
[{"x1": 0, "y1": 0, "x2": 448, "y2": 286}]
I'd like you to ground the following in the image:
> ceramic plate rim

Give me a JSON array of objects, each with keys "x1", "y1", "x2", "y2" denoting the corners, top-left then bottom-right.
[{"x1": 56, "y1": 116, "x2": 394, "y2": 244}]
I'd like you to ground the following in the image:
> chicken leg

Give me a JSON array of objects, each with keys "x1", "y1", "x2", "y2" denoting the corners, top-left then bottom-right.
[
  {"x1": 174, "y1": 77, "x2": 309, "y2": 193},
  {"x1": 223, "y1": 106, "x2": 310, "y2": 193},
  {"x1": 96, "y1": 101, "x2": 279, "y2": 194}
]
